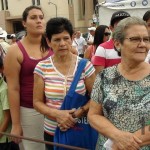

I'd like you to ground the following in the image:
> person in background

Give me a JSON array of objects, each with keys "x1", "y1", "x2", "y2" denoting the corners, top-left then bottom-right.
[
  {"x1": 33, "y1": 17, "x2": 96, "y2": 150},
  {"x1": 10, "y1": 34, "x2": 17, "y2": 45},
  {"x1": 74, "y1": 30, "x2": 87, "y2": 58},
  {"x1": 143, "y1": 10, "x2": 150, "y2": 34},
  {"x1": 0, "y1": 27, "x2": 10, "y2": 54},
  {"x1": 0, "y1": 55, "x2": 19, "y2": 150},
  {"x1": 84, "y1": 25, "x2": 110, "y2": 60},
  {"x1": 92, "y1": 11, "x2": 130, "y2": 75},
  {"x1": 4, "y1": 5, "x2": 53, "y2": 150},
  {"x1": 143, "y1": 10, "x2": 150, "y2": 63},
  {"x1": 87, "y1": 27, "x2": 96, "y2": 45},
  {"x1": 71, "y1": 31, "x2": 78, "y2": 55},
  {"x1": 88, "y1": 16, "x2": 150, "y2": 150}
]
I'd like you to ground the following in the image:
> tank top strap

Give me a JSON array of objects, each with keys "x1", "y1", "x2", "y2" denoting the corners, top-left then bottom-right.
[{"x1": 17, "y1": 41, "x2": 29, "y2": 59}]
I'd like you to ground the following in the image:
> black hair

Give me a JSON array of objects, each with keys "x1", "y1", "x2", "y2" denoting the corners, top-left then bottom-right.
[
  {"x1": 143, "y1": 10, "x2": 150, "y2": 22},
  {"x1": 22, "y1": 5, "x2": 49, "y2": 52},
  {"x1": 46, "y1": 17, "x2": 74, "y2": 41},
  {"x1": 93, "y1": 25, "x2": 109, "y2": 50},
  {"x1": 22, "y1": 5, "x2": 43, "y2": 21},
  {"x1": 0, "y1": 56, "x2": 3, "y2": 69}
]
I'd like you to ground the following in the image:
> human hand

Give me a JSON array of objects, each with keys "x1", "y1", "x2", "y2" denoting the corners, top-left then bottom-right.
[
  {"x1": 112, "y1": 131, "x2": 142, "y2": 150},
  {"x1": 10, "y1": 124, "x2": 23, "y2": 144},
  {"x1": 72, "y1": 107, "x2": 87, "y2": 119},
  {"x1": 56, "y1": 109, "x2": 77, "y2": 131}
]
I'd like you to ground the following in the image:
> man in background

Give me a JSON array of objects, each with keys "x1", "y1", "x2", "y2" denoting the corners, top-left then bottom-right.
[
  {"x1": 0, "y1": 27, "x2": 10, "y2": 55},
  {"x1": 87, "y1": 27, "x2": 96, "y2": 45},
  {"x1": 74, "y1": 30, "x2": 87, "y2": 58},
  {"x1": 92, "y1": 11, "x2": 130, "y2": 75}
]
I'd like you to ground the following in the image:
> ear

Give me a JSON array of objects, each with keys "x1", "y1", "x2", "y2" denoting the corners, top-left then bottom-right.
[
  {"x1": 22, "y1": 21, "x2": 26, "y2": 28},
  {"x1": 109, "y1": 25, "x2": 114, "y2": 32},
  {"x1": 114, "y1": 39, "x2": 121, "y2": 51},
  {"x1": 46, "y1": 37, "x2": 51, "y2": 48}
]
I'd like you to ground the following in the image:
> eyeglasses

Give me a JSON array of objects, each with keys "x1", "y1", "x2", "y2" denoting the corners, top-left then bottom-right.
[
  {"x1": 125, "y1": 36, "x2": 150, "y2": 44},
  {"x1": 104, "y1": 32, "x2": 111, "y2": 36}
]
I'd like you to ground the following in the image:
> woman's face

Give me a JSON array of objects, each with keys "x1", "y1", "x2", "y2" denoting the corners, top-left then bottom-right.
[
  {"x1": 103, "y1": 28, "x2": 111, "y2": 42},
  {"x1": 47, "y1": 30, "x2": 72, "y2": 57},
  {"x1": 119, "y1": 25, "x2": 149, "y2": 62},
  {"x1": 23, "y1": 9, "x2": 45, "y2": 35}
]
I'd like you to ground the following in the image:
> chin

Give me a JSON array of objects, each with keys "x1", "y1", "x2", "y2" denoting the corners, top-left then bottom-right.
[{"x1": 133, "y1": 58, "x2": 145, "y2": 63}]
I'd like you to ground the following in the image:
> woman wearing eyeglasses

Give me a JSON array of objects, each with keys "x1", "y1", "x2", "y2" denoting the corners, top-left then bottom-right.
[
  {"x1": 88, "y1": 17, "x2": 150, "y2": 150},
  {"x1": 84, "y1": 25, "x2": 110, "y2": 61}
]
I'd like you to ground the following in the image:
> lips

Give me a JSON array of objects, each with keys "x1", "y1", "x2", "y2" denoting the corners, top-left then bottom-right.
[{"x1": 36, "y1": 26, "x2": 43, "y2": 28}]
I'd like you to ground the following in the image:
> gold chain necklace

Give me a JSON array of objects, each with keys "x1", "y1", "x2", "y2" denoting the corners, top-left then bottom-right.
[{"x1": 64, "y1": 54, "x2": 73, "y2": 95}]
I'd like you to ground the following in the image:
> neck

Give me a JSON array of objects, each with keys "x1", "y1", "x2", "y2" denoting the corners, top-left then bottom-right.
[
  {"x1": 120, "y1": 59, "x2": 145, "y2": 74},
  {"x1": 23, "y1": 34, "x2": 42, "y2": 45},
  {"x1": 53, "y1": 52, "x2": 73, "y2": 63}
]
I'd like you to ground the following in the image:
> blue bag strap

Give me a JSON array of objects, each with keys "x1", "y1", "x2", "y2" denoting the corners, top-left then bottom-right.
[{"x1": 67, "y1": 58, "x2": 88, "y2": 97}]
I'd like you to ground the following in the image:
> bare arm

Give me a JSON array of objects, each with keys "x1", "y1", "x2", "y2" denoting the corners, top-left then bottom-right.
[
  {"x1": 134, "y1": 126, "x2": 150, "y2": 146},
  {"x1": 94, "y1": 65, "x2": 104, "y2": 75},
  {"x1": 88, "y1": 100, "x2": 142, "y2": 150},
  {"x1": 4, "y1": 44, "x2": 22, "y2": 143},
  {"x1": 33, "y1": 74, "x2": 76, "y2": 131},
  {"x1": 0, "y1": 110, "x2": 11, "y2": 138},
  {"x1": 84, "y1": 46, "x2": 91, "y2": 60}
]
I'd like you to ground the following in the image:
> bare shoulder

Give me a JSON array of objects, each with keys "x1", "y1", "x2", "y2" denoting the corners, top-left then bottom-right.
[{"x1": 5, "y1": 42, "x2": 23, "y2": 63}]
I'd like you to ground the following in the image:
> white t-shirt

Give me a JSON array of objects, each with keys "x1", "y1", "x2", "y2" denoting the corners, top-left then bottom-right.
[{"x1": 74, "y1": 37, "x2": 87, "y2": 54}]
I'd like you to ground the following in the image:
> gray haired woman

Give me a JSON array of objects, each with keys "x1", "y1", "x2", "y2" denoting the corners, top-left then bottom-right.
[{"x1": 88, "y1": 16, "x2": 150, "y2": 150}]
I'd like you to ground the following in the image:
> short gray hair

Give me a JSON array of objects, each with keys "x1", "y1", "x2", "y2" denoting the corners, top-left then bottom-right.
[{"x1": 112, "y1": 16, "x2": 148, "y2": 44}]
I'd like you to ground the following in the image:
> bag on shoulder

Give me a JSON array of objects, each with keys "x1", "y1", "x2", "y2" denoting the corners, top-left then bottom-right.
[{"x1": 54, "y1": 59, "x2": 98, "y2": 150}]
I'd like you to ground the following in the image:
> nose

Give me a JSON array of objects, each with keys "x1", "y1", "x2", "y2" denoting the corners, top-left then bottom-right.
[
  {"x1": 37, "y1": 17, "x2": 42, "y2": 23},
  {"x1": 59, "y1": 39, "x2": 65, "y2": 46},
  {"x1": 138, "y1": 40, "x2": 147, "y2": 47}
]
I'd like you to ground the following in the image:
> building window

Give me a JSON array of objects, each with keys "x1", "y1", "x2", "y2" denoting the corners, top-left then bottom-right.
[
  {"x1": 32, "y1": 0, "x2": 40, "y2": 6},
  {"x1": 5, "y1": 0, "x2": 8, "y2": 10},
  {"x1": 1, "y1": 0, "x2": 8, "y2": 10},
  {"x1": 1, "y1": 0, "x2": 4, "y2": 10},
  {"x1": 32, "y1": 0, "x2": 35, "y2": 5},
  {"x1": 37, "y1": 0, "x2": 40, "y2": 5},
  {"x1": 79, "y1": 0, "x2": 85, "y2": 19},
  {"x1": 68, "y1": 0, "x2": 73, "y2": 5}
]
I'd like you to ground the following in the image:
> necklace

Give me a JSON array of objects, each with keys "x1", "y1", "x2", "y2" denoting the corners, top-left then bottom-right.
[
  {"x1": 52, "y1": 54, "x2": 73, "y2": 95},
  {"x1": 64, "y1": 54, "x2": 73, "y2": 95}
]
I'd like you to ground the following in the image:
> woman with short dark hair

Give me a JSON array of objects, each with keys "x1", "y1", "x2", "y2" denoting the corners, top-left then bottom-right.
[{"x1": 33, "y1": 17, "x2": 97, "y2": 150}]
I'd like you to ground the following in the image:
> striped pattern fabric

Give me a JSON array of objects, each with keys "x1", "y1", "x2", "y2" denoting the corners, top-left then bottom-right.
[
  {"x1": 34, "y1": 56, "x2": 95, "y2": 135},
  {"x1": 91, "y1": 39, "x2": 121, "y2": 68}
]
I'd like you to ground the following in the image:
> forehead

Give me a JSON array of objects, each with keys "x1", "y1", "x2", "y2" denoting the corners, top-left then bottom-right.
[
  {"x1": 51, "y1": 30, "x2": 71, "y2": 38},
  {"x1": 124, "y1": 24, "x2": 148, "y2": 36},
  {"x1": 28, "y1": 8, "x2": 43, "y2": 16}
]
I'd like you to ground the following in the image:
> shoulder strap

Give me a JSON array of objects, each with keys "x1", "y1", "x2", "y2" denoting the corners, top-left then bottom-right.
[
  {"x1": 17, "y1": 41, "x2": 29, "y2": 58},
  {"x1": 67, "y1": 58, "x2": 88, "y2": 97}
]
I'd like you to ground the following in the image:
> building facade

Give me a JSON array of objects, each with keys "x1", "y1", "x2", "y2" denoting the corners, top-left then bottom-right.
[{"x1": 0, "y1": 0, "x2": 103, "y2": 34}]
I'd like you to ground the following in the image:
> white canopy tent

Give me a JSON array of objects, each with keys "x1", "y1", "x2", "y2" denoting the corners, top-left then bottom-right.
[{"x1": 98, "y1": 0, "x2": 150, "y2": 26}]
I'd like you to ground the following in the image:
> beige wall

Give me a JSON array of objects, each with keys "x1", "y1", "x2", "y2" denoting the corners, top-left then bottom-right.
[{"x1": 0, "y1": 0, "x2": 98, "y2": 34}]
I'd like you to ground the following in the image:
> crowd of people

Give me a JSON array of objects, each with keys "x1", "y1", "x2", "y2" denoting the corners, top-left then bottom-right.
[{"x1": 0, "y1": 4, "x2": 150, "y2": 150}]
